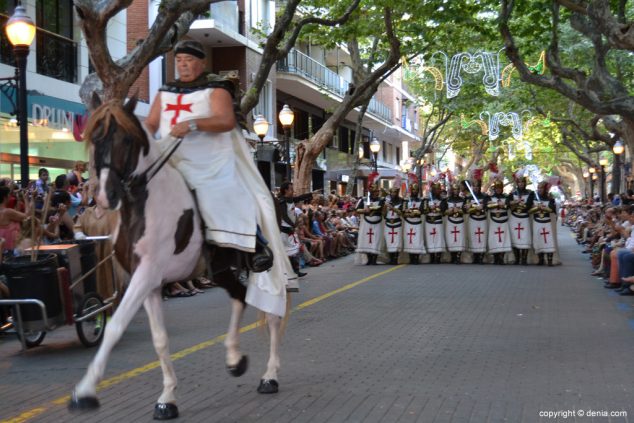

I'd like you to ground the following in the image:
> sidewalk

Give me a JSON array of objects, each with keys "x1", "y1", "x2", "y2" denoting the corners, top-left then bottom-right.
[{"x1": 2, "y1": 228, "x2": 634, "y2": 422}]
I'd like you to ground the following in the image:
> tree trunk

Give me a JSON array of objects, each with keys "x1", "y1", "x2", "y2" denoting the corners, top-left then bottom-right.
[
  {"x1": 295, "y1": 131, "x2": 335, "y2": 193},
  {"x1": 346, "y1": 102, "x2": 370, "y2": 196}
]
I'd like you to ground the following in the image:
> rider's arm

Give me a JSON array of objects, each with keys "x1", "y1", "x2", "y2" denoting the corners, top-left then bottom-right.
[
  {"x1": 170, "y1": 89, "x2": 236, "y2": 138},
  {"x1": 144, "y1": 92, "x2": 162, "y2": 137}
]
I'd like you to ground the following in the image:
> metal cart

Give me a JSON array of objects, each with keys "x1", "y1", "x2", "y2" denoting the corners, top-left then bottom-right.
[{"x1": 0, "y1": 237, "x2": 118, "y2": 350}]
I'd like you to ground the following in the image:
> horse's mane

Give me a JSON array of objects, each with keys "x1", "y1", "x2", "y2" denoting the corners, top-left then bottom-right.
[{"x1": 84, "y1": 100, "x2": 148, "y2": 151}]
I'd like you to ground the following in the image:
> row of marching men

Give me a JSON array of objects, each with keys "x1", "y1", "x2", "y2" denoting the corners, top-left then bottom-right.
[{"x1": 355, "y1": 176, "x2": 560, "y2": 266}]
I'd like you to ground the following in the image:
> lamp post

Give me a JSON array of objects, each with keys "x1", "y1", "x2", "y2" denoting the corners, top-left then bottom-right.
[
  {"x1": 278, "y1": 104, "x2": 294, "y2": 182},
  {"x1": 5, "y1": 4, "x2": 36, "y2": 188},
  {"x1": 582, "y1": 169, "x2": 590, "y2": 199},
  {"x1": 369, "y1": 137, "x2": 380, "y2": 173},
  {"x1": 589, "y1": 166, "x2": 596, "y2": 201},
  {"x1": 253, "y1": 114, "x2": 269, "y2": 161},
  {"x1": 599, "y1": 156, "x2": 609, "y2": 204},
  {"x1": 613, "y1": 139, "x2": 625, "y2": 194}
]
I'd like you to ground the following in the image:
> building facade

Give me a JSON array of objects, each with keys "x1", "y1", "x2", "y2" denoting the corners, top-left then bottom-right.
[{"x1": 0, "y1": 0, "x2": 128, "y2": 182}]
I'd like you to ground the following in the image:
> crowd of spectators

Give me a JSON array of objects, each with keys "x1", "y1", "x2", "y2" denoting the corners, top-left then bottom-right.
[
  {"x1": 275, "y1": 189, "x2": 360, "y2": 268},
  {"x1": 564, "y1": 190, "x2": 634, "y2": 296}
]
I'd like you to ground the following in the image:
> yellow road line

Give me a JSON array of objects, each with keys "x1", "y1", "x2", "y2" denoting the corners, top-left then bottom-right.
[{"x1": 1, "y1": 264, "x2": 405, "y2": 423}]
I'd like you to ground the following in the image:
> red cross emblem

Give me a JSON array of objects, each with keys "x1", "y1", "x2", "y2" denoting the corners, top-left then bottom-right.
[
  {"x1": 474, "y1": 227, "x2": 484, "y2": 243},
  {"x1": 430, "y1": 227, "x2": 437, "y2": 239},
  {"x1": 407, "y1": 228, "x2": 416, "y2": 243},
  {"x1": 388, "y1": 228, "x2": 398, "y2": 243},
  {"x1": 495, "y1": 227, "x2": 505, "y2": 243},
  {"x1": 514, "y1": 223, "x2": 524, "y2": 239},
  {"x1": 451, "y1": 226, "x2": 460, "y2": 242},
  {"x1": 540, "y1": 227, "x2": 550, "y2": 243},
  {"x1": 165, "y1": 94, "x2": 193, "y2": 126},
  {"x1": 367, "y1": 228, "x2": 374, "y2": 244}
]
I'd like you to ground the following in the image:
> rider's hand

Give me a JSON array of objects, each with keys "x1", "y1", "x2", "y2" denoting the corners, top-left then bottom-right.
[{"x1": 170, "y1": 121, "x2": 193, "y2": 138}]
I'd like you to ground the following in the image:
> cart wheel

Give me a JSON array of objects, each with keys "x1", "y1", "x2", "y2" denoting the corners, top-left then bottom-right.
[
  {"x1": 76, "y1": 293, "x2": 107, "y2": 348},
  {"x1": 16, "y1": 329, "x2": 46, "y2": 348}
]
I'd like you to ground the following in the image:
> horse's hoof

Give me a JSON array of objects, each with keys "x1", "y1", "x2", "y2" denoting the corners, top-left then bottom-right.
[
  {"x1": 153, "y1": 403, "x2": 179, "y2": 420},
  {"x1": 227, "y1": 355, "x2": 248, "y2": 377},
  {"x1": 68, "y1": 391, "x2": 100, "y2": 411},
  {"x1": 257, "y1": 379, "x2": 279, "y2": 394}
]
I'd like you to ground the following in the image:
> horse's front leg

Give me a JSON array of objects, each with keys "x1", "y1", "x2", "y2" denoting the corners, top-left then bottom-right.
[
  {"x1": 143, "y1": 288, "x2": 179, "y2": 420},
  {"x1": 225, "y1": 298, "x2": 248, "y2": 376},
  {"x1": 257, "y1": 312, "x2": 282, "y2": 394},
  {"x1": 69, "y1": 262, "x2": 157, "y2": 411}
]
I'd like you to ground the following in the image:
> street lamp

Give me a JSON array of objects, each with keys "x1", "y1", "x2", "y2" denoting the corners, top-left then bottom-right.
[
  {"x1": 599, "y1": 156, "x2": 609, "y2": 203},
  {"x1": 358, "y1": 145, "x2": 364, "y2": 160},
  {"x1": 278, "y1": 104, "x2": 294, "y2": 181},
  {"x1": 613, "y1": 140, "x2": 625, "y2": 155},
  {"x1": 588, "y1": 166, "x2": 596, "y2": 200},
  {"x1": 613, "y1": 140, "x2": 625, "y2": 194},
  {"x1": 253, "y1": 114, "x2": 269, "y2": 158},
  {"x1": 582, "y1": 169, "x2": 590, "y2": 199},
  {"x1": 369, "y1": 137, "x2": 380, "y2": 173},
  {"x1": 4, "y1": 4, "x2": 36, "y2": 188}
]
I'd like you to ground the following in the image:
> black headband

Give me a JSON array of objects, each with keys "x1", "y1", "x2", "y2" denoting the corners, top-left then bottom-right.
[{"x1": 175, "y1": 46, "x2": 205, "y2": 59}]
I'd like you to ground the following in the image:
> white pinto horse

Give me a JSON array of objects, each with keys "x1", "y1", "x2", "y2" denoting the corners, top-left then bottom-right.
[{"x1": 69, "y1": 96, "x2": 289, "y2": 420}]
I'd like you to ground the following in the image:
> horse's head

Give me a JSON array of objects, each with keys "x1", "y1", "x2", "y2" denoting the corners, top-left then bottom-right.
[{"x1": 84, "y1": 93, "x2": 150, "y2": 209}]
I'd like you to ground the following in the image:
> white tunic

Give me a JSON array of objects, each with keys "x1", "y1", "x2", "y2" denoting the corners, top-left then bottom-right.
[
  {"x1": 402, "y1": 198, "x2": 426, "y2": 254},
  {"x1": 158, "y1": 88, "x2": 255, "y2": 251},
  {"x1": 509, "y1": 191, "x2": 532, "y2": 249},
  {"x1": 156, "y1": 87, "x2": 293, "y2": 316},
  {"x1": 531, "y1": 200, "x2": 556, "y2": 253},
  {"x1": 443, "y1": 197, "x2": 466, "y2": 252},
  {"x1": 486, "y1": 195, "x2": 512, "y2": 254},
  {"x1": 356, "y1": 198, "x2": 384, "y2": 254},
  {"x1": 383, "y1": 200, "x2": 403, "y2": 253},
  {"x1": 465, "y1": 198, "x2": 487, "y2": 253},
  {"x1": 425, "y1": 197, "x2": 445, "y2": 253}
]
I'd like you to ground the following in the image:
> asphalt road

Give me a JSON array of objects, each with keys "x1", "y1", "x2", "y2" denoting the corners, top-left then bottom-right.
[{"x1": 1, "y1": 226, "x2": 633, "y2": 422}]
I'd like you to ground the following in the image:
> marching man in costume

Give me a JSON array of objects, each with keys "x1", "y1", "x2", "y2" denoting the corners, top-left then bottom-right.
[
  {"x1": 530, "y1": 181, "x2": 558, "y2": 266},
  {"x1": 508, "y1": 172, "x2": 534, "y2": 265},
  {"x1": 424, "y1": 181, "x2": 445, "y2": 263},
  {"x1": 465, "y1": 176, "x2": 487, "y2": 264},
  {"x1": 402, "y1": 183, "x2": 426, "y2": 264},
  {"x1": 441, "y1": 181, "x2": 467, "y2": 264},
  {"x1": 276, "y1": 182, "x2": 313, "y2": 280},
  {"x1": 383, "y1": 186, "x2": 404, "y2": 265},
  {"x1": 356, "y1": 182, "x2": 385, "y2": 265},
  {"x1": 486, "y1": 179, "x2": 512, "y2": 265}
]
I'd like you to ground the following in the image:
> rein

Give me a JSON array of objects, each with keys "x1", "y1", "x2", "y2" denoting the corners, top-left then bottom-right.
[{"x1": 122, "y1": 136, "x2": 184, "y2": 195}]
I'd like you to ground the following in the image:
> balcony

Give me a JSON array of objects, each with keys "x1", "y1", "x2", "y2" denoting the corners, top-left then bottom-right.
[
  {"x1": 36, "y1": 29, "x2": 77, "y2": 83},
  {"x1": 277, "y1": 49, "x2": 392, "y2": 123}
]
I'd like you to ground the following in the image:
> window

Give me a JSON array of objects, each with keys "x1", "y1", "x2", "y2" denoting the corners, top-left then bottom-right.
[
  {"x1": 253, "y1": 81, "x2": 271, "y2": 127},
  {"x1": 36, "y1": 0, "x2": 77, "y2": 82},
  {"x1": 396, "y1": 147, "x2": 400, "y2": 165},
  {"x1": 250, "y1": 0, "x2": 270, "y2": 32},
  {"x1": 338, "y1": 127, "x2": 348, "y2": 153},
  {"x1": 382, "y1": 141, "x2": 387, "y2": 161}
]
